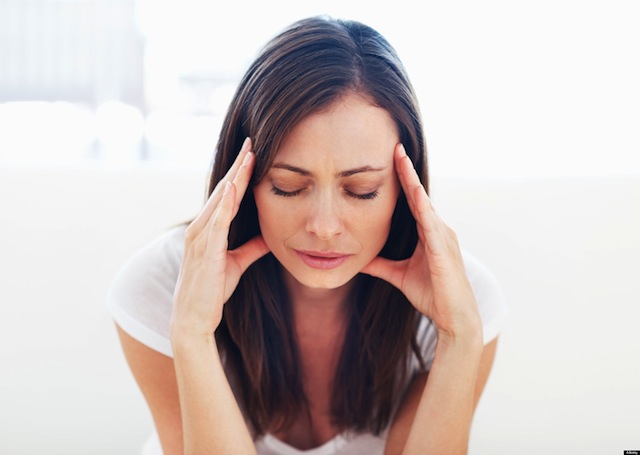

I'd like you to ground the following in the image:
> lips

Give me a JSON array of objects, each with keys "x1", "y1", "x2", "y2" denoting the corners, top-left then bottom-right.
[{"x1": 294, "y1": 250, "x2": 352, "y2": 270}]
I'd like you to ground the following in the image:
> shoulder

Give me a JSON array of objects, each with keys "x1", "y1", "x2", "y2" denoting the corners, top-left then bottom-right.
[
  {"x1": 106, "y1": 224, "x2": 187, "y2": 357},
  {"x1": 460, "y1": 249, "x2": 508, "y2": 345}
]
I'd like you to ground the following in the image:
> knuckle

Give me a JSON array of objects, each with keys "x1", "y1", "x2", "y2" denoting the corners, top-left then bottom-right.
[
  {"x1": 216, "y1": 178, "x2": 229, "y2": 192},
  {"x1": 446, "y1": 226, "x2": 458, "y2": 241},
  {"x1": 184, "y1": 223, "x2": 200, "y2": 242},
  {"x1": 189, "y1": 240, "x2": 208, "y2": 257},
  {"x1": 448, "y1": 229, "x2": 460, "y2": 247}
]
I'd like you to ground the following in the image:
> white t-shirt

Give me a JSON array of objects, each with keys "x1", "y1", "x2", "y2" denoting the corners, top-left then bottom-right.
[{"x1": 107, "y1": 224, "x2": 508, "y2": 455}]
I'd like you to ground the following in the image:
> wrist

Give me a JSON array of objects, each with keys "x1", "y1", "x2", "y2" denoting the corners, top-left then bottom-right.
[
  {"x1": 432, "y1": 328, "x2": 483, "y2": 383},
  {"x1": 435, "y1": 318, "x2": 484, "y2": 355},
  {"x1": 170, "y1": 324, "x2": 217, "y2": 354}
]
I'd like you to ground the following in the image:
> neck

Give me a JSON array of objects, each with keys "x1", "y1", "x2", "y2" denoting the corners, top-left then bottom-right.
[{"x1": 283, "y1": 271, "x2": 353, "y2": 336}]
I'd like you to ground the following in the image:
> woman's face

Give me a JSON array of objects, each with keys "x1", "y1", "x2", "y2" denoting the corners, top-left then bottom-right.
[{"x1": 253, "y1": 93, "x2": 401, "y2": 290}]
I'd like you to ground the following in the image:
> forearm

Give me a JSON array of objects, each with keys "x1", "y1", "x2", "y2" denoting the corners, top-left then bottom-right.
[
  {"x1": 402, "y1": 331, "x2": 483, "y2": 455},
  {"x1": 172, "y1": 334, "x2": 257, "y2": 455}
]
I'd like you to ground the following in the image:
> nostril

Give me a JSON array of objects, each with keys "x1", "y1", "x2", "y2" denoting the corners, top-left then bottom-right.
[
  {"x1": 305, "y1": 193, "x2": 344, "y2": 239},
  {"x1": 306, "y1": 212, "x2": 343, "y2": 239}
]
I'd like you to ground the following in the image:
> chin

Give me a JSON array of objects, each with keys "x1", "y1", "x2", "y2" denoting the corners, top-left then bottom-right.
[{"x1": 285, "y1": 268, "x2": 358, "y2": 291}]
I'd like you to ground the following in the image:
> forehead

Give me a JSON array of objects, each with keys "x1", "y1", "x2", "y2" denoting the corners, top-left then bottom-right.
[{"x1": 274, "y1": 93, "x2": 399, "y2": 167}]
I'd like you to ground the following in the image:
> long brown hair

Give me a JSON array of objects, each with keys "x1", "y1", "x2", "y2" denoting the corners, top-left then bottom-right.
[{"x1": 210, "y1": 16, "x2": 429, "y2": 436}]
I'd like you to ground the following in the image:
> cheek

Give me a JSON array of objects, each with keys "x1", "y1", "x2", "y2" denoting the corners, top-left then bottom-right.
[
  {"x1": 253, "y1": 189, "x2": 270, "y2": 233},
  {"x1": 253, "y1": 188, "x2": 297, "y2": 240},
  {"x1": 352, "y1": 197, "x2": 399, "y2": 250}
]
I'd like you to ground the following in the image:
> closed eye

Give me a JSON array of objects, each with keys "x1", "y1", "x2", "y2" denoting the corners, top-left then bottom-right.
[
  {"x1": 345, "y1": 189, "x2": 379, "y2": 200},
  {"x1": 271, "y1": 185, "x2": 303, "y2": 197}
]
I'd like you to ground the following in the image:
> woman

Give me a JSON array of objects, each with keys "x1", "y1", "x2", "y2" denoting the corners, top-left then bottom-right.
[{"x1": 108, "y1": 16, "x2": 507, "y2": 455}]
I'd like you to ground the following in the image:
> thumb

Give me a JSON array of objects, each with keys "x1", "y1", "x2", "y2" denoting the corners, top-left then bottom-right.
[
  {"x1": 230, "y1": 235, "x2": 270, "y2": 274},
  {"x1": 361, "y1": 255, "x2": 407, "y2": 290}
]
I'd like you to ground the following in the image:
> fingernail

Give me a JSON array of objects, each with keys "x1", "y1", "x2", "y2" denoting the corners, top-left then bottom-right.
[
  {"x1": 242, "y1": 137, "x2": 252, "y2": 151},
  {"x1": 399, "y1": 144, "x2": 407, "y2": 157},
  {"x1": 223, "y1": 181, "x2": 232, "y2": 195}
]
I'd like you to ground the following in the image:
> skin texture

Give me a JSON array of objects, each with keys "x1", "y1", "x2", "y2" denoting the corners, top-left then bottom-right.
[
  {"x1": 253, "y1": 93, "x2": 401, "y2": 296},
  {"x1": 252, "y1": 94, "x2": 403, "y2": 447},
  {"x1": 116, "y1": 92, "x2": 498, "y2": 455}
]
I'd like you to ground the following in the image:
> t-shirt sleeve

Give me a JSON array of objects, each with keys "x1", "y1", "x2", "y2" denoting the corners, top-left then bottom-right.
[
  {"x1": 414, "y1": 250, "x2": 508, "y2": 371},
  {"x1": 106, "y1": 225, "x2": 186, "y2": 358},
  {"x1": 462, "y1": 251, "x2": 508, "y2": 346}
]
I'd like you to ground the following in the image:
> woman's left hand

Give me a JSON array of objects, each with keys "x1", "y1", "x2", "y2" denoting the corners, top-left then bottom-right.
[{"x1": 361, "y1": 144, "x2": 482, "y2": 340}]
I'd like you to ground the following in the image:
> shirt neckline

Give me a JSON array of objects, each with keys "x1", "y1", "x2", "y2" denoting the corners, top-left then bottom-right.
[{"x1": 260, "y1": 432, "x2": 349, "y2": 455}]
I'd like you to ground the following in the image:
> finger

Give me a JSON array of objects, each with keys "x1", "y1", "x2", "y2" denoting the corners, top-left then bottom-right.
[
  {"x1": 206, "y1": 181, "x2": 237, "y2": 252},
  {"x1": 229, "y1": 235, "x2": 270, "y2": 274},
  {"x1": 394, "y1": 144, "x2": 430, "y2": 236},
  {"x1": 230, "y1": 150, "x2": 255, "y2": 217},
  {"x1": 394, "y1": 144, "x2": 448, "y2": 255},
  {"x1": 222, "y1": 137, "x2": 253, "y2": 190},
  {"x1": 395, "y1": 144, "x2": 427, "y2": 216},
  {"x1": 203, "y1": 137, "x2": 252, "y2": 222},
  {"x1": 360, "y1": 255, "x2": 408, "y2": 291},
  {"x1": 190, "y1": 138, "x2": 252, "y2": 233}
]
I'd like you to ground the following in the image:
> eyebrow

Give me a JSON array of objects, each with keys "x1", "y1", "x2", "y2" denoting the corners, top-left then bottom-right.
[{"x1": 271, "y1": 163, "x2": 386, "y2": 178}]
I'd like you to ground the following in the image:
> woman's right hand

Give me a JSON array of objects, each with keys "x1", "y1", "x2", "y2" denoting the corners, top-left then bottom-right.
[{"x1": 170, "y1": 138, "x2": 270, "y2": 342}]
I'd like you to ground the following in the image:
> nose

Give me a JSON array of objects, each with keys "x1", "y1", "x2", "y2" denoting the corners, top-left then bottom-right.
[{"x1": 305, "y1": 191, "x2": 344, "y2": 240}]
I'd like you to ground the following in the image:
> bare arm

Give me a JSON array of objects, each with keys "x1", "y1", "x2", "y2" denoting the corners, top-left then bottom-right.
[
  {"x1": 116, "y1": 323, "x2": 256, "y2": 455},
  {"x1": 402, "y1": 331, "x2": 483, "y2": 453},
  {"x1": 116, "y1": 138, "x2": 267, "y2": 454},
  {"x1": 118, "y1": 323, "x2": 258, "y2": 454},
  {"x1": 363, "y1": 144, "x2": 496, "y2": 454},
  {"x1": 116, "y1": 325, "x2": 183, "y2": 455},
  {"x1": 169, "y1": 138, "x2": 268, "y2": 454},
  {"x1": 385, "y1": 338, "x2": 498, "y2": 455},
  {"x1": 171, "y1": 333, "x2": 255, "y2": 454}
]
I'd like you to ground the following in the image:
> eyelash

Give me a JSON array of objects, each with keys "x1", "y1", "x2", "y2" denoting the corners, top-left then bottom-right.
[
  {"x1": 346, "y1": 189, "x2": 379, "y2": 200},
  {"x1": 271, "y1": 186, "x2": 302, "y2": 198},
  {"x1": 270, "y1": 186, "x2": 379, "y2": 200}
]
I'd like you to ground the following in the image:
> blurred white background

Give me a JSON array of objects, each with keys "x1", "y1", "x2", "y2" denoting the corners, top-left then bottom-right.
[{"x1": 1, "y1": 0, "x2": 639, "y2": 454}]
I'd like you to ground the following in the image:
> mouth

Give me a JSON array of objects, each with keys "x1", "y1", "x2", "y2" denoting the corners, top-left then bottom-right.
[{"x1": 294, "y1": 250, "x2": 352, "y2": 270}]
